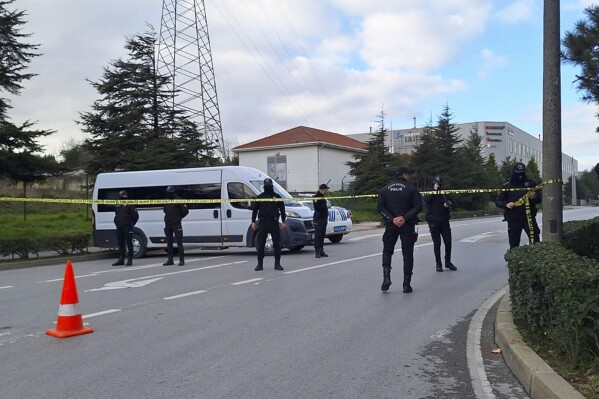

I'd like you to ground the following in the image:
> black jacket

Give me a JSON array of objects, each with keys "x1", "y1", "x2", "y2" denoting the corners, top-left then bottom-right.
[
  {"x1": 163, "y1": 197, "x2": 189, "y2": 225},
  {"x1": 312, "y1": 191, "x2": 328, "y2": 221},
  {"x1": 377, "y1": 177, "x2": 422, "y2": 227},
  {"x1": 114, "y1": 205, "x2": 139, "y2": 230},
  {"x1": 251, "y1": 191, "x2": 286, "y2": 223},
  {"x1": 495, "y1": 173, "x2": 541, "y2": 221},
  {"x1": 423, "y1": 191, "x2": 453, "y2": 222}
]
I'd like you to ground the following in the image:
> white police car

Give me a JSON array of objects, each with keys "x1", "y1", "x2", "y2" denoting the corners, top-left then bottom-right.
[{"x1": 297, "y1": 196, "x2": 353, "y2": 243}]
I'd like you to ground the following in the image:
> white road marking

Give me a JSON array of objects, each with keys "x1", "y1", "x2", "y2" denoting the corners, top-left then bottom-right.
[
  {"x1": 467, "y1": 285, "x2": 508, "y2": 399},
  {"x1": 349, "y1": 233, "x2": 382, "y2": 241},
  {"x1": 37, "y1": 256, "x2": 228, "y2": 283},
  {"x1": 231, "y1": 278, "x2": 263, "y2": 286},
  {"x1": 85, "y1": 261, "x2": 247, "y2": 292},
  {"x1": 87, "y1": 277, "x2": 165, "y2": 291},
  {"x1": 286, "y1": 243, "x2": 433, "y2": 274},
  {"x1": 83, "y1": 309, "x2": 121, "y2": 319},
  {"x1": 0, "y1": 286, "x2": 14, "y2": 290},
  {"x1": 164, "y1": 290, "x2": 207, "y2": 300}
]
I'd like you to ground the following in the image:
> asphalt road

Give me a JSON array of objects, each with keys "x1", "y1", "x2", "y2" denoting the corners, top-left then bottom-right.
[{"x1": 1, "y1": 207, "x2": 598, "y2": 399}]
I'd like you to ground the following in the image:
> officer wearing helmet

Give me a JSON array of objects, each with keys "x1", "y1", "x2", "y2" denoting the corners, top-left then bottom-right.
[
  {"x1": 423, "y1": 176, "x2": 457, "y2": 272},
  {"x1": 251, "y1": 178, "x2": 286, "y2": 271},
  {"x1": 377, "y1": 167, "x2": 422, "y2": 293},
  {"x1": 112, "y1": 190, "x2": 139, "y2": 266},
  {"x1": 162, "y1": 186, "x2": 189, "y2": 266},
  {"x1": 495, "y1": 162, "x2": 541, "y2": 248}
]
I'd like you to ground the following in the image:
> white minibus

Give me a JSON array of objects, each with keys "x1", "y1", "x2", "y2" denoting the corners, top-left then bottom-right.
[{"x1": 92, "y1": 166, "x2": 314, "y2": 258}]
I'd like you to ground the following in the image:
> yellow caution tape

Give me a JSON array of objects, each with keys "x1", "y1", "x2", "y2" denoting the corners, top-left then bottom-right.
[{"x1": 0, "y1": 178, "x2": 562, "y2": 206}]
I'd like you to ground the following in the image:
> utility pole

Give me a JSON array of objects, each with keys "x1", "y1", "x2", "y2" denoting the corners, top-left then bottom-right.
[{"x1": 542, "y1": 0, "x2": 563, "y2": 242}]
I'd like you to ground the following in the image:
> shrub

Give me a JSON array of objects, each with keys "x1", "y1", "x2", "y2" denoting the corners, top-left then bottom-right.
[
  {"x1": 562, "y1": 216, "x2": 599, "y2": 260},
  {"x1": 505, "y1": 242, "x2": 599, "y2": 368},
  {"x1": 0, "y1": 234, "x2": 90, "y2": 260}
]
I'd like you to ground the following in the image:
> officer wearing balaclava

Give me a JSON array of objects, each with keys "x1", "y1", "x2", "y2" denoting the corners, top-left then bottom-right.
[
  {"x1": 112, "y1": 190, "x2": 139, "y2": 266},
  {"x1": 495, "y1": 162, "x2": 541, "y2": 248},
  {"x1": 251, "y1": 178, "x2": 286, "y2": 271},
  {"x1": 162, "y1": 186, "x2": 189, "y2": 266},
  {"x1": 423, "y1": 176, "x2": 457, "y2": 272}
]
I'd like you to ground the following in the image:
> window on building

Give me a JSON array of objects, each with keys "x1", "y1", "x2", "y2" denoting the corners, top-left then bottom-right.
[{"x1": 267, "y1": 155, "x2": 287, "y2": 189}]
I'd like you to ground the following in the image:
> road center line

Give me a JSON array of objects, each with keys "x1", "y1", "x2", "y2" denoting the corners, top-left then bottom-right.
[
  {"x1": 231, "y1": 278, "x2": 263, "y2": 286},
  {"x1": 83, "y1": 309, "x2": 121, "y2": 319},
  {"x1": 164, "y1": 290, "x2": 207, "y2": 300},
  {"x1": 286, "y1": 243, "x2": 433, "y2": 275}
]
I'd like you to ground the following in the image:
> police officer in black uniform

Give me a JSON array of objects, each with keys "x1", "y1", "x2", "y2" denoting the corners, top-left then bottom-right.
[
  {"x1": 377, "y1": 167, "x2": 423, "y2": 293},
  {"x1": 163, "y1": 186, "x2": 189, "y2": 266},
  {"x1": 251, "y1": 178, "x2": 286, "y2": 271},
  {"x1": 423, "y1": 176, "x2": 457, "y2": 272},
  {"x1": 313, "y1": 183, "x2": 330, "y2": 258},
  {"x1": 112, "y1": 190, "x2": 139, "y2": 266},
  {"x1": 495, "y1": 162, "x2": 541, "y2": 249}
]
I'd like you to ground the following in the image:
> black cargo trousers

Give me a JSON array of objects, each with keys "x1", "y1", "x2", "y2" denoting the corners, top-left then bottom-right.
[
  {"x1": 382, "y1": 222, "x2": 417, "y2": 277},
  {"x1": 164, "y1": 222, "x2": 184, "y2": 259},
  {"x1": 256, "y1": 218, "x2": 282, "y2": 261},
  {"x1": 427, "y1": 220, "x2": 452, "y2": 265}
]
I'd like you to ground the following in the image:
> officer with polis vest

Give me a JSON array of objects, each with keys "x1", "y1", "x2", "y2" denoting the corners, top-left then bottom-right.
[{"x1": 377, "y1": 167, "x2": 423, "y2": 293}]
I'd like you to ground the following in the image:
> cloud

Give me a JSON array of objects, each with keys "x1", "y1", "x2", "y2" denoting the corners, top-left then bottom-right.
[
  {"x1": 495, "y1": 0, "x2": 536, "y2": 24},
  {"x1": 478, "y1": 48, "x2": 508, "y2": 79}
]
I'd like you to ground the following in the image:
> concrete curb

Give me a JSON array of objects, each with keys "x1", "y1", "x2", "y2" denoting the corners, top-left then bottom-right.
[{"x1": 495, "y1": 294, "x2": 585, "y2": 399}]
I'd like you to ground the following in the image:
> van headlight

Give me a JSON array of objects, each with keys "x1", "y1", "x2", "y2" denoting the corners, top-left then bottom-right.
[{"x1": 285, "y1": 210, "x2": 301, "y2": 218}]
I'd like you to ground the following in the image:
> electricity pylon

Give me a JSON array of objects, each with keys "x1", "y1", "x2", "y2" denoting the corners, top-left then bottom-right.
[{"x1": 157, "y1": 0, "x2": 226, "y2": 159}]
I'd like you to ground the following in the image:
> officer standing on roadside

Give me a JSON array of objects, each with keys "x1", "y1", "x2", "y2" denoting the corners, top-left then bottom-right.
[
  {"x1": 313, "y1": 183, "x2": 330, "y2": 258},
  {"x1": 495, "y1": 162, "x2": 541, "y2": 249},
  {"x1": 112, "y1": 190, "x2": 139, "y2": 266},
  {"x1": 423, "y1": 176, "x2": 457, "y2": 272},
  {"x1": 251, "y1": 178, "x2": 286, "y2": 271},
  {"x1": 163, "y1": 186, "x2": 189, "y2": 266},
  {"x1": 377, "y1": 167, "x2": 423, "y2": 293}
]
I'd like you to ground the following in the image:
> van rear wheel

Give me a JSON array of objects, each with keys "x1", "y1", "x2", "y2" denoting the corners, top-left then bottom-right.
[{"x1": 132, "y1": 233, "x2": 147, "y2": 258}]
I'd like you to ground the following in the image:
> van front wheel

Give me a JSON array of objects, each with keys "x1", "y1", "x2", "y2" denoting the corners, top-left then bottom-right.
[{"x1": 132, "y1": 233, "x2": 147, "y2": 259}]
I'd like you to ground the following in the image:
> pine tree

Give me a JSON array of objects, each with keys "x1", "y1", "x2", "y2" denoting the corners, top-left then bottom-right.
[
  {"x1": 454, "y1": 128, "x2": 487, "y2": 209},
  {"x1": 80, "y1": 29, "x2": 216, "y2": 175},
  {"x1": 525, "y1": 157, "x2": 542, "y2": 184},
  {"x1": 0, "y1": 1, "x2": 57, "y2": 188},
  {"x1": 346, "y1": 109, "x2": 394, "y2": 194},
  {"x1": 562, "y1": 5, "x2": 599, "y2": 131}
]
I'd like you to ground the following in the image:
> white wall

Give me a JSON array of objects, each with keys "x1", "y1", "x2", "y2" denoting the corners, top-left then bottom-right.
[{"x1": 237, "y1": 145, "x2": 357, "y2": 193}]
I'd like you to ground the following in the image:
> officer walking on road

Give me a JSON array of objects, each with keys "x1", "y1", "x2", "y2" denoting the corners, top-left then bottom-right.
[
  {"x1": 313, "y1": 183, "x2": 330, "y2": 258},
  {"x1": 377, "y1": 167, "x2": 423, "y2": 293},
  {"x1": 251, "y1": 178, "x2": 286, "y2": 271},
  {"x1": 112, "y1": 190, "x2": 139, "y2": 266},
  {"x1": 423, "y1": 176, "x2": 457, "y2": 272},
  {"x1": 163, "y1": 186, "x2": 189, "y2": 266},
  {"x1": 495, "y1": 162, "x2": 541, "y2": 249}
]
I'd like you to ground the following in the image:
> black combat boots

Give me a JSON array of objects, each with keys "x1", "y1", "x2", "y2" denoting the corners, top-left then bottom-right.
[
  {"x1": 403, "y1": 275, "x2": 413, "y2": 293},
  {"x1": 254, "y1": 260, "x2": 263, "y2": 271},
  {"x1": 445, "y1": 262, "x2": 457, "y2": 271},
  {"x1": 381, "y1": 268, "x2": 392, "y2": 292}
]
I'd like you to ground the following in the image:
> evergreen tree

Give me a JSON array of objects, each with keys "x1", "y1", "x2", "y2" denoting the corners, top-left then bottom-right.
[
  {"x1": 0, "y1": 0, "x2": 39, "y2": 121},
  {"x1": 562, "y1": 5, "x2": 599, "y2": 131},
  {"x1": 0, "y1": 1, "x2": 57, "y2": 187},
  {"x1": 412, "y1": 104, "x2": 461, "y2": 190},
  {"x1": 346, "y1": 109, "x2": 394, "y2": 194},
  {"x1": 526, "y1": 157, "x2": 542, "y2": 184},
  {"x1": 500, "y1": 156, "x2": 520, "y2": 181},
  {"x1": 454, "y1": 128, "x2": 487, "y2": 209},
  {"x1": 80, "y1": 29, "x2": 216, "y2": 175},
  {"x1": 484, "y1": 153, "x2": 502, "y2": 188}
]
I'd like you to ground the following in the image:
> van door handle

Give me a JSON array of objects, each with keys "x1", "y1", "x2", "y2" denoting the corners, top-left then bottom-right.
[
  {"x1": 213, "y1": 210, "x2": 218, "y2": 219},
  {"x1": 227, "y1": 209, "x2": 232, "y2": 218}
]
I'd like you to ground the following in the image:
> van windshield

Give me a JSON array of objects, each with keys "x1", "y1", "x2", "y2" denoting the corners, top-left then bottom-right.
[{"x1": 249, "y1": 180, "x2": 302, "y2": 207}]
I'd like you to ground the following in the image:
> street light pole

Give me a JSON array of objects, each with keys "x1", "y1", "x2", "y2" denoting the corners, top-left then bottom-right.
[{"x1": 542, "y1": 0, "x2": 563, "y2": 242}]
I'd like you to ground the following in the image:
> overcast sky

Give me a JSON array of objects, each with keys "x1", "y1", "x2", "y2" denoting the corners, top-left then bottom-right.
[{"x1": 6, "y1": 0, "x2": 599, "y2": 171}]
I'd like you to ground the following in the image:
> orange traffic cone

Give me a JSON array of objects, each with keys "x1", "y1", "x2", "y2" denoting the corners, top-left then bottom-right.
[{"x1": 46, "y1": 260, "x2": 94, "y2": 338}]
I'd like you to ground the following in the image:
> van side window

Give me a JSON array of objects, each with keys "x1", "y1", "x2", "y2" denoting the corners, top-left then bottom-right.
[
  {"x1": 97, "y1": 183, "x2": 222, "y2": 212},
  {"x1": 227, "y1": 182, "x2": 256, "y2": 210}
]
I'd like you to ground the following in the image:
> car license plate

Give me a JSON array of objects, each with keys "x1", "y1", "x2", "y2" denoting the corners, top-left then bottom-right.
[{"x1": 334, "y1": 226, "x2": 346, "y2": 232}]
